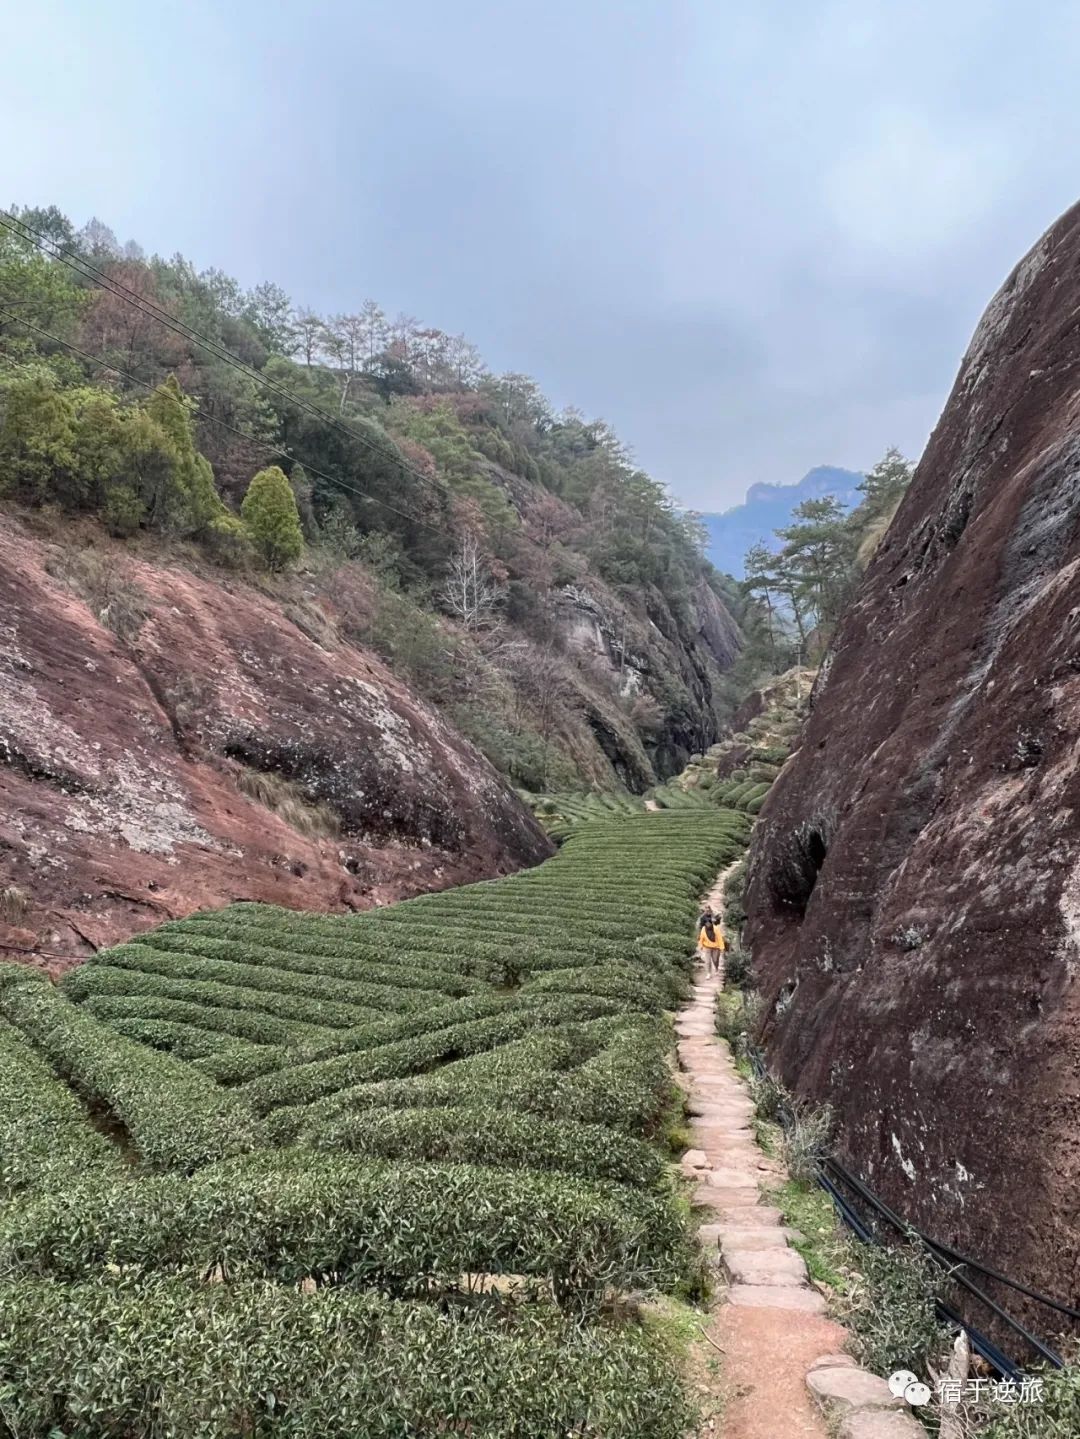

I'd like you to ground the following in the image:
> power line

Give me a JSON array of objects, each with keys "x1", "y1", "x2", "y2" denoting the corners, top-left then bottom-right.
[
  {"x1": 0, "y1": 207, "x2": 441, "y2": 486},
  {"x1": 0, "y1": 307, "x2": 447, "y2": 537},
  {"x1": 0, "y1": 208, "x2": 452, "y2": 506}
]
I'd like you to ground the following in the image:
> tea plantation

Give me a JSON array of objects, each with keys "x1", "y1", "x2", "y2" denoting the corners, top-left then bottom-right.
[{"x1": 0, "y1": 809, "x2": 749, "y2": 1438}]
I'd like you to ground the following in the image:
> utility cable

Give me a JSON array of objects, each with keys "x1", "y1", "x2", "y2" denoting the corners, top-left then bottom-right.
[
  {"x1": 0, "y1": 208, "x2": 452, "y2": 505},
  {"x1": 0, "y1": 307, "x2": 446, "y2": 536}
]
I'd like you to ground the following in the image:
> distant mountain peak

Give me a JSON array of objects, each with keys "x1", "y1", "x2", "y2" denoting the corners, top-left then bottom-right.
[{"x1": 702, "y1": 466, "x2": 864, "y2": 577}]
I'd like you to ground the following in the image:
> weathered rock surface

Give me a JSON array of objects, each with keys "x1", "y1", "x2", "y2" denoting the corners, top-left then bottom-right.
[
  {"x1": 0, "y1": 517, "x2": 551, "y2": 958},
  {"x1": 745, "y1": 202, "x2": 1080, "y2": 1311},
  {"x1": 552, "y1": 574, "x2": 741, "y2": 785}
]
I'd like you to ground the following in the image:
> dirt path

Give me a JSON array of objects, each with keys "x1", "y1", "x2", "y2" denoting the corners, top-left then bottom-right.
[{"x1": 676, "y1": 863, "x2": 846, "y2": 1438}]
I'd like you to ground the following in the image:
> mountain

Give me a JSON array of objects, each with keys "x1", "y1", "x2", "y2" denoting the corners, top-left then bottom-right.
[
  {"x1": 744, "y1": 200, "x2": 1080, "y2": 1310},
  {"x1": 700, "y1": 465, "x2": 864, "y2": 577}
]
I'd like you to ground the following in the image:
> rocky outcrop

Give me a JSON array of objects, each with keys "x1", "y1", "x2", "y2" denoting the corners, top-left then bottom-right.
[
  {"x1": 0, "y1": 517, "x2": 551, "y2": 959},
  {"x1": 744, "y1": 201, "x2": 1080, "y2": 1314},
  {"x1": 552, "y1": 576, "x2": 741, "y2": 786},
  {"x1": 693, "y1": 579, "x2": 743, "y2": 672}
]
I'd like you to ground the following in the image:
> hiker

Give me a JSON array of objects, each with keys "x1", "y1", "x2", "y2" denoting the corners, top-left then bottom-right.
[{"x1": 697, "y1": 912, "x2": 726, "y2": 974}]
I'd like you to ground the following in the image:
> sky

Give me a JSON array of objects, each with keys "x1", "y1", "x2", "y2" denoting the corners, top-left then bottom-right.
[{"x1": 5, "y1": 1, "x2": 1080, "y2": 510}]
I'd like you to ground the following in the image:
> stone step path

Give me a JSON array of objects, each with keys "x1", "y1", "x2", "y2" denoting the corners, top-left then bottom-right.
[{"x1": 679, "y1": 870, "x2": 925, "y2": 1439}]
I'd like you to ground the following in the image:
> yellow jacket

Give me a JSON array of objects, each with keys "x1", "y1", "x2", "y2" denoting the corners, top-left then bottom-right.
[{"x1": 698, "y1": 926, "x2": 726, "y2": 951}]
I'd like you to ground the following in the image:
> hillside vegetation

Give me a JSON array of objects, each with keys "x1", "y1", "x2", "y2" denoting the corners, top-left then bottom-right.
[
  {"x1": 0, "y1": 809, "x2": 748, "y2": 1437},
  {"x1": 0, "y1": 204, "x2": 745, "y2": 796}
]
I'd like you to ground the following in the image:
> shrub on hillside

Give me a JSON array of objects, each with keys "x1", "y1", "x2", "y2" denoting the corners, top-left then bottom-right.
[{"x1": 241, "y1": 464, "x2": 305, "y2": 570}]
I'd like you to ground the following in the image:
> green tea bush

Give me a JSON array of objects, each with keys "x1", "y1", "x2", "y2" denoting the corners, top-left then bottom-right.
[
  {"x1": 752, "y1": 744, "x2": 789, "y2": 765},
  {"x1": 261, "y1": 992, "x2": 512, "y2": 1068},
  {"x1": 104, "y1": 1016, "x2": 257, "y2": 1062},
  {"x1": 79, "y1": 941, "x2": 437, "y2": 1013},
  {"x1": 78, "y1": 990, "x2": 326, "y2": 1046},
  {"x1": 139, "y1": 926, "x2": 487, "y2": 997},
  {"x1": 64, "y1": 959, "x2": 386, "y2": 1031},
  {"x1": 241, "y1": 997, "x2": 621, "y2": 1115},
  {"x1": 434, "y1": 1023, "x2": 615, "y2": 1083},
  {"x1": 981, "y1": 1364, "x2": 1080, "y2": 1437},
  {"x1": 1, "y1": 1151, "x2": 691, "y2": 1303},
  {"x1": 268, "y1": 1018, "x2": 671, "y2": 1143},
  {"x1": 0, "y1": 1274, "x2": 693, "y2": 1439},
  {"x1": 748, "y1": 762, "x2": 780, "y2": 780},
  {"x1": 522, "y1": 963, "x2": 670, "y2": 1012},
  {"x1": 844, "y1": 1241, "x2": 949, "y2": 1381},
  {"x1": 0, "y1": 810, "x2": 746, "y2": 1430},
  {"x1": 0, "y1": 1015, "x2": 123, "y2": 1196},
  {"x1": 0, "y1": 976, "x2": 265, "y2": 1171},
  {"x1": 305, "y1": 1105, "x2": 665, "y2": 1186}
]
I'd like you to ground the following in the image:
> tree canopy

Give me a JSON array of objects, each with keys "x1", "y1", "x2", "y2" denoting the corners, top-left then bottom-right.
[
  {"x1": 241, "y1": 465, "x2": 304, "y2": 570},
  {"x1": 736, "y1": 448, "x2": 915, "y2": 682}
]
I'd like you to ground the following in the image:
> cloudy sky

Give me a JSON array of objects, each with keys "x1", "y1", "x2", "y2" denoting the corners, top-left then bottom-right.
[{"x1": 5, "y1": 1, "x2": 1080, "y2": 509}]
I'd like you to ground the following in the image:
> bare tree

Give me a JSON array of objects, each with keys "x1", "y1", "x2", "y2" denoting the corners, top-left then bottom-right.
[
  {"x1": 388, "y1": 312, "x2": 419, "y2": 355},
  {"x1": 358, "y1": 299, "x2": 388, "y2": 364},
  {"x1": 441, "y1": 532, "x2": 504, "y2": 631},
  {"x1": 502, "y1": 641, "x2": 576, "y2": 788},
  {"x1": 324, "y1": 313, "x2": 366, "y2": 412},
  {"x1": 294, "y1": 309, "x2": 325, "y2": 368},
  {"x1": 444, "y1": 332, "x2": 486, "y2": 387}
]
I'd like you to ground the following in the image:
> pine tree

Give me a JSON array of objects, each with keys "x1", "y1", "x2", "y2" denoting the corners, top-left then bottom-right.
[
  {"x1": 775, "y1": 496, "x2": 854, "y2": 633},
  {"x1": 857, "y1": 446, "x2": 913, "y2": 522},
  {"x1": 241, "y1": 465, "x2": 304, "y2": 570}
]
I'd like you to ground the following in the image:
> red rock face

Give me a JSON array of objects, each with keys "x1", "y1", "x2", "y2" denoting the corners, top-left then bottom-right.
[
  {"x1": 744, "y1": 202, "x2": 1080, "y2": 1319},
  {"x1": 0, "y1": 518, "x2": 551, "y2": 963}
]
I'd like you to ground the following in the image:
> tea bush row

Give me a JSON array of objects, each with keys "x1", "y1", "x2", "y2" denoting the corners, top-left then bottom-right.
[
  {"x1": 137, "y1": 926, "x2": 487, "y2": 997},
  {"x1": 240, "y1": 996, "x2": 623, "y2": 1115},
  {"x1": 0, "y1": 1150, "x2": 692, "y2": 1304},
  {"x1": 80, "y1": 941, "x2": 437, "y2": 1013},
  {"x1": 63, "y1": 960, "x2": 384, "y2": 1032},
  {"x1": 274, "y1": 1017, "x2": 673, "y2": 1143},
  {"x1": 104, "y1": 1015, "x2": 259, "y2": 1064},
  {"x1": 0, "y1": 973, "x2": 265, "y2": 1171},
  {"x1": 304, "y1": 1105, "x2": 665, "y2": 1186},
  {"x1": 0, "y1": 1274, "x2": 692, "y2": 1439},
  {"x1": 0, "y1": 1008, "x2": 123, "y2": 1196},
  {"x1": 78, "y1": 990, "x2": 328, "y2": 1047}
]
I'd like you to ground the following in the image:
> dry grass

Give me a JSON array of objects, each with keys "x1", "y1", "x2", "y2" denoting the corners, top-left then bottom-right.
[
  {"x1": 0, "y1": 886, "x2": 30, "y2": 926},
  {"x1": 780, "y1": 1099, "x2": 834, "y2": 1184},
  {"x1": 47, "y1": 548, "x2": 151, "y2": 643},
  {"x1": 233, "y1": 766, "x2": 342, "y2": 839},
  {"x1": 162, "y1": 673, "x2": 216, "y2": 732},
  {"x1": 283, "y1": 597, "x2": 339, "y2": 651}
]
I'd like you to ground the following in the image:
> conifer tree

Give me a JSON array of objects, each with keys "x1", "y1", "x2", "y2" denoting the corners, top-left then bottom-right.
[
  {"x1": 144, "y1": 376, "x2": 224, "y2": 533},
  {"x1": 241, "y1": 465, "x2": 304, "y2": 570}
]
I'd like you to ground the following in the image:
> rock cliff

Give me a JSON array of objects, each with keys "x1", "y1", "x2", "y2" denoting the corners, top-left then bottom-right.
[
  {"x1": 745, "y1": 201, "x2": 1080, "y2": 1312},
  {"x1": 0, "y1": 515, "x2": 551, "y2": 958}
]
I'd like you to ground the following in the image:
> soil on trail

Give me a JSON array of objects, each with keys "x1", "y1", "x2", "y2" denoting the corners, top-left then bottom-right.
[{"x1": 677, "y1": 864, "x2": 844, "y2": 1438}]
